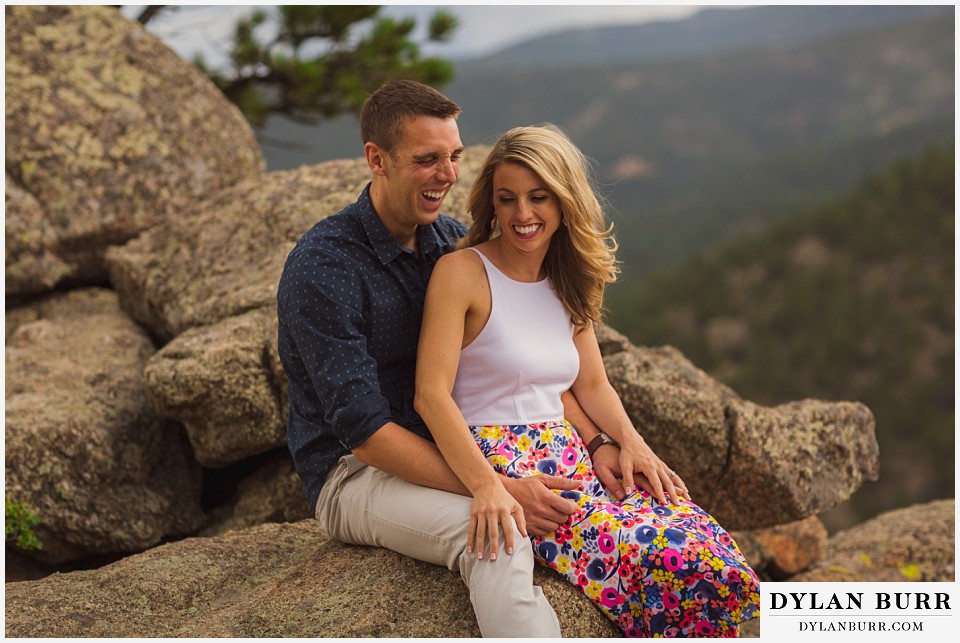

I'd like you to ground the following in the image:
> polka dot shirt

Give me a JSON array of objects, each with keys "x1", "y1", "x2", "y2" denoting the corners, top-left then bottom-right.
[{"x1": 277, "y1": 183, "x2": 467, "y2": 509}]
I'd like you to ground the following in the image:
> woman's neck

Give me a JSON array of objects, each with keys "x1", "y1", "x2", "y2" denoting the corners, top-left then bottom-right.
[{"x1": 488, "y1": 237, "x2": 546, "y2": 283}]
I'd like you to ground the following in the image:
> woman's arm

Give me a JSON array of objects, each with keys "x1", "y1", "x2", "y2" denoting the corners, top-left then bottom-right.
[
  {"x1": 571, "y1": 325, "x2": 689, "y2": 504},
  {"x1": 414, "y1": 252, "x2": 526, "y2": 561}
]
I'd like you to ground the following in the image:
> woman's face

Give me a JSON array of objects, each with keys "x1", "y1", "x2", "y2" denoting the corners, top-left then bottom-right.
[{"x1": 492, "y1": 161, "x2": 562, "y2": 256}]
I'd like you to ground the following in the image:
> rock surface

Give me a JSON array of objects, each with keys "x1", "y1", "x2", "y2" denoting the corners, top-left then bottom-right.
[
  {"x1": 4, "y1": 5, "x2": 263, "y2": 296},
  {"x1": 3, "y1": 520, "x2": 619, "y2": 638},
  {"x1": 733, "y1": 515, "x2": 829, "y2": 580},
  {"x1": 144, "y1": 308, "x2": 286, "y2": 467},
  {"x1": 605, "y1": 345, "x2": 879, "y2": 530},
  {"x1": 790, "y1": 498, "x2": 955, "y2": 582},
  {"x1": 201, "y1": 453, "x2": 312, "y2": 538},
  {"x1": 4, "y1": 289, "x2": 205, "y2": 564}
]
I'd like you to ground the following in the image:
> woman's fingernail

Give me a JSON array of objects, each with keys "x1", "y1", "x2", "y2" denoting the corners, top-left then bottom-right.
[
  {"x1": 507, "y1": 547, "x2": 514, "y2": 555},
  {"x1": 491, "y1": 553, "x2": 497, "y2": 561}
]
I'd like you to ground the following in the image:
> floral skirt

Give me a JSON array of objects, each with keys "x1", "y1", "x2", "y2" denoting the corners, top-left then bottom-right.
[{"x1": 470, "y1": 419, "x2": 760, "y2": 638}]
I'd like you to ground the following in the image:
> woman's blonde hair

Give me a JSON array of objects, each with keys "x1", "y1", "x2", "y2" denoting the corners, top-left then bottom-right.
[{"x1": 462, "y1": 124, "x2": 619, "y2": 329}]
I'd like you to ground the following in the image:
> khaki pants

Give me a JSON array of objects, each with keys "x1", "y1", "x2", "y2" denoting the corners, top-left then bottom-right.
[{"x1": 315, "y1": 455, "x2": 561, "y2": 637}]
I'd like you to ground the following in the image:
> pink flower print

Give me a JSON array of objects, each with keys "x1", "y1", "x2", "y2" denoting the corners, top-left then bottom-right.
[
  {"x1": 561, "y1": 446, "x2": 578, "y2": 466},
  {"x1": 694, "y1": 620, "x2": 716, "y2": 637},
  {"x1": 497, "y1": 442, "x2": 513, "y2": 458},
  {"x1": 597, "y1": 533, "x2": 616, "y2": 554},
  {"x1": 600, "y1": 587, "x2": 622, "y2": 608},
  {"x1": 662, "y1": 591, "x2": 681, "y2": 610},
  {"x1": 662, "y1": 547, "x2": 683, "y2": 572}
]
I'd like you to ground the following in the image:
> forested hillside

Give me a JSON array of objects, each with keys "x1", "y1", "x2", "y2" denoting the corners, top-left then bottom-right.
[
  {"x1": 262, "y1": 9, "x2": 953, "y2": 288},
  {"x1": 608, "y1": 147, "x2": 955, "y2": 530}
]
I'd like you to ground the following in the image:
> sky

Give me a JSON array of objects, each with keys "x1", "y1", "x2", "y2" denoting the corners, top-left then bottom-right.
[{"x1": 123, "y1": 4, "x2": 713, "y2": 67}]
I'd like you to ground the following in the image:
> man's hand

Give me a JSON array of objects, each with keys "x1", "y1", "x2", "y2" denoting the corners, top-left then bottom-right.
[
  {"x1": 590, "y1": 443, "x2": 628, "y2": 500},
  {"x1": 500, "y1": 475, "x2": 580, "y2": 537}
]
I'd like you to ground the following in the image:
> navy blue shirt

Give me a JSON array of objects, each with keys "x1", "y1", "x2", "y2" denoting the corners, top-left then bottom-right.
[{"x1": 277, "y1": 184, "x2": 467, "y2": 509}]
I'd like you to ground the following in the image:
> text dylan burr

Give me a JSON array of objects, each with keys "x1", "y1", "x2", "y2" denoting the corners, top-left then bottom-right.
[{"x1": 769, "y1": 592, "x2": 951, "y2": 610}]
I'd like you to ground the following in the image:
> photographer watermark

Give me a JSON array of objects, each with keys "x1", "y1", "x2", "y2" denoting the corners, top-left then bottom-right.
[{"x1": 761, "y1": 582, "x2": 956, "y2": 640}]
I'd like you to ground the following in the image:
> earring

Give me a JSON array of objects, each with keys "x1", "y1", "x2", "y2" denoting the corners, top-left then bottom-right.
[{"x1": 490, "y1": 215, "x2": 497, "y2": 230}]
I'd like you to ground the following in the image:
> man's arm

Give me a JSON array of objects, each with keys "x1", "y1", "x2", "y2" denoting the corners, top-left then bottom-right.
[
  {"x1": 352, "y1": 422, "x2": 468, "y2": 495},
  {"x1": 561, "y1": 388, "x2": 628, "y2": 500}
]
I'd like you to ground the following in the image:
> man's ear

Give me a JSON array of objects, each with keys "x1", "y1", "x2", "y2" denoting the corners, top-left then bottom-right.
[{"x1": 365, "y1": 142, "x2": 388, "y2": 176}]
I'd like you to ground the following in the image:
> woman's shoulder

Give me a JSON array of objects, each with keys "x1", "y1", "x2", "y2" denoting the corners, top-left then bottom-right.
[
  {"x1": 431, "y1": 247, "x2": 489, "y2": 296},
  {"x1": 436, "y1": 246, "x2": 485, "y2": 273}
]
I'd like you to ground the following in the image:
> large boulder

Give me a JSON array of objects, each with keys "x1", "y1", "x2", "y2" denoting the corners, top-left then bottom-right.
[
  {"x1": 790, "y1": 498, "x2": 954, "y2": 582},
  {"x1": 4, "y1": 289, "x2": 205, "y2": 563},
  {"x1": 3, "y1": 520, "x2": 619, "y2": 637},
  {"x1": 4, "y1": 5, "x2": 264, "y2": 296},
  {"x1": 604, "y1": 345, "x2": 878, "y2": 530},
  {"x1": 143, "y1": 307, "x2": 286, "y2": 467}
]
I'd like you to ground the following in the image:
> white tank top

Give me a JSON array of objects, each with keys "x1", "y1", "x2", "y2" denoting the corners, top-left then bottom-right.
[{"x1": 451, "y1": 248, "x2": 580, "y2": 426}]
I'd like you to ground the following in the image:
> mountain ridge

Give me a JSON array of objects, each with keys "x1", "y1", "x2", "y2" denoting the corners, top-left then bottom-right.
[{"x1": 461, "y1": 4, "x2": 952, "y2": 70}]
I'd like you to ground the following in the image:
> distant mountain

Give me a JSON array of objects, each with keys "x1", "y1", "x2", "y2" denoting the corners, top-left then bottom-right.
[
  {"x1": 464, "y1": 4, "x2": 952, "y2": 70},
  {"x1": 449, "y1": 15, "x2": 954, "y2": 279},
  {"x1": 258, "y1": 7, "x2": 953, "y2": 288},
  {"x1": 609, "y1": 147, "x2": 955, "y2": 531}
]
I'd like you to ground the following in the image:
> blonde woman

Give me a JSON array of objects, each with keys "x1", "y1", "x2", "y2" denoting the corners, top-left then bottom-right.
[{"x1": 415, "y1": 124, "x2": 759, "y2": 637}]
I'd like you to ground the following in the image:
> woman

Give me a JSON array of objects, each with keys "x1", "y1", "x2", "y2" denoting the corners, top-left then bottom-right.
[{"x1": 415, "y1": 124, "x2": 759, "y2": 637}]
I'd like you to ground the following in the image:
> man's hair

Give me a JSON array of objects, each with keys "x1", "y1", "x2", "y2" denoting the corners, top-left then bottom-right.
[{"x1": 360, "y1": 79, "x2": 461, "y2": 155}]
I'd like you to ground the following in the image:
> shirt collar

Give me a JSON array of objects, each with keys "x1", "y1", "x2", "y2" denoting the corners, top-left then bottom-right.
[{"x1": 357, "y1": 183, "x2": 449, "y2": 264}]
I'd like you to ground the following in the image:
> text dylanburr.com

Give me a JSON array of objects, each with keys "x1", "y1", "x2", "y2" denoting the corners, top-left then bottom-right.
[{"x1": 760, "y1": 582, "x2": 956, "y2": 640}]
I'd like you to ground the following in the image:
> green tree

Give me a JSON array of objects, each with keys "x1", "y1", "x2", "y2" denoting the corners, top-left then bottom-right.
[{"x1": 196, "y1": 5, "x2": 458, "y2": 128}]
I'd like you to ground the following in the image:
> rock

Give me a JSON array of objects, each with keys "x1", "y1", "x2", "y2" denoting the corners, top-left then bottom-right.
[
  {"x1": 202, "y1": 453, "x2": 311, "y2": 537},
  {"x1": 604, "y1": 345, "x2": 739, "y2": 503},
  {"x1": 4, "y1": 173, "x2": 71, "y2": 296},
  {"x1": 143, "y1": 308, "x2": 285, "y2": 467},
  {"x1": 596, "y1": 323, "x2": 633, "y2": 356},
  {"x1": 4, "y1": 5, "x2": 263, "y2": 296},
  {"x1": 733, "y1": 515, "x2": 828, "y2": 580},
  {"x1": 720, "y1": 399, "x2": 878, "y2": 529},
  {"x1": 604, "y1": 345, "x2": 878, "y2": 530},
  {"x1": 3, "y1": 521, "x2": 618, "y2": 637},
  {"x1": 790, "y1": 498, "x2": 954, "y2": 582},
  {"x1": 4, "y1": 288, "x2": 205, "y2": 563},
  {"x1": 106, "y1": 149, "x2": 486, "y2": 343}
]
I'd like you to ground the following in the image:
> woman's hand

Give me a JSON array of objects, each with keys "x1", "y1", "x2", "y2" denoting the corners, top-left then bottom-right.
[
  {"x1": 468, "y1": 480, "x2": 528, "y2": 561},
  {"x1": 614, "y1": 436, "x2": 690, "y2": 505}
]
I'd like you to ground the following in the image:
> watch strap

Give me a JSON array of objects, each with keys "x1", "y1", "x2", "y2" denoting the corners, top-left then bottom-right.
[{"x1": 586, "y1": 433, "x2": 616, "y2": 457}]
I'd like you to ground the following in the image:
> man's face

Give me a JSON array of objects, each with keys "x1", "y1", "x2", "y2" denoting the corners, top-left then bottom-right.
[{"x1": 371, "y1": 115, "x2": 463, "y2": 242}]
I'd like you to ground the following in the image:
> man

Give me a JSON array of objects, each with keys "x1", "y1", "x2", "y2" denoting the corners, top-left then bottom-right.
[{"x1": 278, "y1": 80, "x2": 577, "y2": 636}]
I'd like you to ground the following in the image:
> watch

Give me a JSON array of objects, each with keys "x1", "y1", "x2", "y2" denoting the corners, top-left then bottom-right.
[{"x1": 586, "y1": 432, "x2": 618, "y2": 458}]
